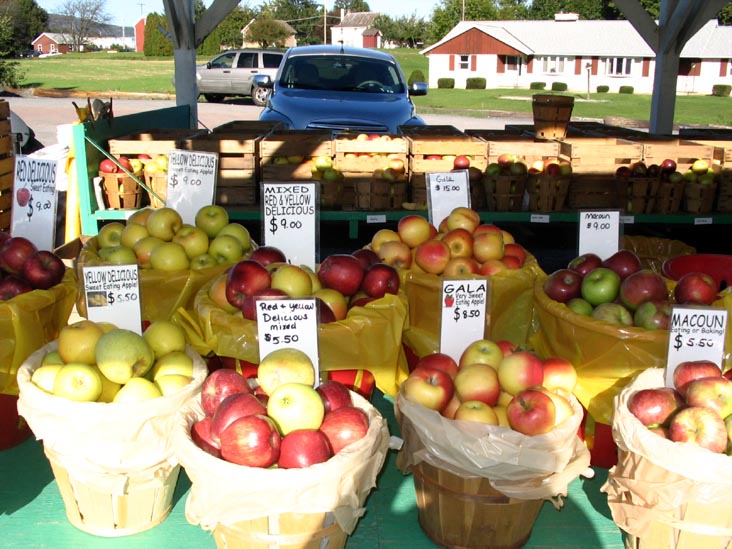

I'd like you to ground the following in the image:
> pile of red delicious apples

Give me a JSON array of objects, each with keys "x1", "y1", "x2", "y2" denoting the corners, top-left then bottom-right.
[
  {"x1": 543, "y1": 249, "x2": 719, "y2": 329},
  {"x1": 0, "y1": 233, "x2": 67, "y2": 301},
  {"x1": 190, "y1": 347, "x2": 370, "y2": 468},
  {"x1": 368, "y1": 206, "x2": 528, "y2": 276},
  {"x1": 401, "y1": 339, "x2": 577, "y2": 436},
  {"x1": 214, "y1": 244, "x2": 400, "y2": 323},
  {"x1": 627, "y1": 360, "x2": 732, "y2": 454}
]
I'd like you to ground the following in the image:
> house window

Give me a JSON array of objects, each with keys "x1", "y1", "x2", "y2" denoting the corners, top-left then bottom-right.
[
  {"x1": 458, "y1": 55, "x2": 470, "y2": 70},
  {"x1": 541, "y1": 56, "x2": 565, "y2": 73},
  {"x1": 50, "y1": 44, "x2": 57, "y2": 53},
  {"x1": 502, "y1": 55, "x2": 522, "y2": 72},
  {"x1": 605, "y1": 58, "x2": 633, "y2": 76}
]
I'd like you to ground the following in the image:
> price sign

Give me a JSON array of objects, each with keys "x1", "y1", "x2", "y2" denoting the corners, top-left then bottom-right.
[
  {"x1": 256, "y1": 298, "x2": 320, "y2": 383},
  {"x1": 262, "y1": 182, "x2": 318, "y2": 269},
  {"x1": 665, "y1": 306, "x2": 728, "y2": 387},
  {"x1": 82, "y1": 265, "x2": 142, "y2": 333},
  {"x1": 439, "y1": 279, "x2": 488, "y2": 362},
  {"x1": 426, "y1": 170, "x2": 470, "y2": 226},
  {"x1": 578, "y1": 210, "x2": 621, "y2": 259},
  {"x1": 165, "y1": 150, "x2": 218, "y2": 224},
  {"x1": 11, "y1": 155, "x2": 59, "y2": 250}
]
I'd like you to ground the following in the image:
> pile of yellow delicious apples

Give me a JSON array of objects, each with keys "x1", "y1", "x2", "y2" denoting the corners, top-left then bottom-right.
[
  {"x1": 31, "y1": 319, "x2": 197, "y2": 403},
  {"x1": 369, "y1": 206, "x2": 528, "y2": 276},
  {"x1": 88, "y1": 205, "x2": 254, "y2": 271}
]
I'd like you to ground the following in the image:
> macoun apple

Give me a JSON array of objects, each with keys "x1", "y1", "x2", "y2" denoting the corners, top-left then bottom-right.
[
  {"x1": 443, "y1": 257, "x2": 480, "y2": 276},
  {"x1": 567, "y1": 297, "x2": 594, "y2": 316},
  {"x1": 402, "y1": 366, "x2": 454, "y2": 411},
  {"x1": 351, "y1": 248, "x2": 380, "y2": 271},
  {"x1": 316, "y1": 380, "x2": 353, "y2": 413},
  {"x1": 0, "y1": 275, "x2": 33, "y2": 300},
  {"x1": 219, "y1": 414, "x2": 281, "y2": 467},
  {"x1": 441, "y1": 228, "x2": 473, "y2": 259},
  {"x1": 633, "y1": 300, "x2": 672, "y2": 330},
  {"x1": 415, "y1": 353, "x2": 459, "y2": 379},
  {"x1": 0, "y1": 236, "x2": 38, "y2": 275},
  {"x1": 673, "y1": 360, "x2": 722, "y2": 398},
  {"x1": 668, "y1": 406, "x2": 727, "y2": 453},
  {"x1": 361, "y1": 262, "x2": 400, "y2": 298},
  {"x1": 590, "y1": 302, "x2": 633, "y2": 326},
  {"x1": 250, "y1": 245, "x2": 287, "y2": 266},
  {"x1": 685, "y1": 376, "x2": 732, "y2": 419},
  {"x1": 226, "y1": 259, "x2": 272, "y2": 310},
  {"x1": 190, "y1": 416, "x2": 222, "y2": 458},
  {"x1": 541, "y1": 357, "x2": 577, "y2": 394},
  {"x1": 454, "y1": 363, "x2": 500, "y2": 406},
  {"x1": 454, "y1": 400, "x2": 499, "y2": 425},
  {"x1": 602, "y1": 250, "x2": 641, "y2": 281},
  {"x1": 581, "y1": 267, "x2": 621, "y2": 306},
  {"x1": 278, "y1": 429, "x2": 333, "y2": 468},
  {"x1": 497, "y1": 351, "x2": 544, "y2": 396},
  {"x1": 619, "y1": 269, "x2": 669, "y2": 311},
  {"x1": 568, "y1": 252, "x2": 602, "y2": 277},
  {"x1": 445, "y1": 207, "x2": 481, "y2": 233},
  {"x1": 397, "y1": 215, "x2": 434, "y2": 248},
  {"x1": 257, "y1": 347, "x2": 316, "y2": 396},
  {"x1": 210, "y1": 392, "x2": 267, "y2": 443},
  {"x1": 52, "y1": 363, "x2": 103, "y2": 402},
  {"x1": 627, "y1": 387, "x2": 684, "y2": 427},
  {"x1": 543, "y1": 268, "x2": 583, "y2": 303},
  {"x1": 194, "y1": 204, "x2": 229, "y2": 238},
  {"x1": 673, "y1": 271, "x2": 718, "y2": 305},
  {"x1": 506, "y1": 388, "x2": 557, "y2": 436},
  {"x1": 318, "y1": 254, "x2": 365, "y2": 297},
  {"x1": 319, "y1": 405, "x2": 369, "y2": 454},
  {"x1": 458, "y1": 339, "x2": 504, "y2": 370},
  {"x1": 267, "y1": 382, "x2": 325, "y2": 435}
]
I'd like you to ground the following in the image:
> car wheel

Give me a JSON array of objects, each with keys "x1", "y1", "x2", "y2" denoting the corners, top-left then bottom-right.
[
  {"x1": 203, "y1": 94, "x2": 224, "y2": 103},
  {"x1": 251, "y1": 86, "x2": 271, "y2": 107}
]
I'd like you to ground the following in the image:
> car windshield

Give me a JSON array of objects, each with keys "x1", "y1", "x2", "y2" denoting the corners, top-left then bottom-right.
[{"x1": 279, "y1": 55, "x2": 405, "y2": 94}]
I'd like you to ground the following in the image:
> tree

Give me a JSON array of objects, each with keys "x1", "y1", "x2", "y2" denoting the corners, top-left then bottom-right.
[
  {"x1": 528, "y1": 0, "x2": 620, "y2": 20},
  {"x1": 374, "y1": 14, "x2": 429, "y2": 48},
  {"x1": 200, "y1": 5, "x2": 258, "y2": 54},
  {"x1": 430, "y1": 0, "x2": 499, "y2": 41},
  {"x1": 0, "y1": 0, "x2": 49, "y2": 56},
  {"x1": 717, "y1": 3, "x2": 732, "y2": 25},
  {"x1": 0, "y1": 13, "x2": 23, "y2": 86},
  {"x1": 143, "y1": 12, "x2": 172, "y2": 56},
  {"x1": 333, "y1": 0, "x2": 371, "y2": 12},
  {"x1": 57, "y1": 0, "x2": 110, "y2": 51},
  {"x1": 246, "y1": 18, "x2": 291, "y2": 47},
  {"x1": 260, "y1": 0, "x2": 322, "y2": 45}
]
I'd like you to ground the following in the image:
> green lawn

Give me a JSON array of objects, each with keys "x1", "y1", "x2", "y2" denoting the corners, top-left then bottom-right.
[{"x1": 13, "y1": 50, "x2": 732, "y2": 127}]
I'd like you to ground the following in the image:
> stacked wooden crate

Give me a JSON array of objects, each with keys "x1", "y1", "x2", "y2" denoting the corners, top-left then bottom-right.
[{"x1": 0, "y1": 100, "x2": 13, "y2": 231}]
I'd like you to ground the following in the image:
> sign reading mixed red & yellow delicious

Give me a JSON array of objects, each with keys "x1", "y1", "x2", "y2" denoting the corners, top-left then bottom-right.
[{"x1": 440, "y1": 279, "x2": 488, "y2": 363}]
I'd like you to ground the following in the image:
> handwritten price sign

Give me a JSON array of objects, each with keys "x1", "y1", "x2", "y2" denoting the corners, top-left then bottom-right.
[
  {"x1": 82, "y1": 265, "x2": 142, "y2": 334},
  {"x1": 664, "y1": 306, "x2": 728, "y2": 387},
  {"x1": 439, "y1": 279, "x2": 488, "y2": 362},
  {"x1": 426, "y1": 170, "x2": 470, "y2": 227},
  {"x1": 578, "y1": 210, "x2": 620, "y2": 260},
  {"x1": 262, "y1": 182, "x2": 318, "y2": 269},
  {"x1": 165, "y1": 150, "x2": 217, "y2": 224},
  {"x1": 11, "y1": 155, "x2": 59, "y2": 250}
]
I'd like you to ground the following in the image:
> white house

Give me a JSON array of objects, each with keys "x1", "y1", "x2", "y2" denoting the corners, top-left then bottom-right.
[
  {"x1": 420, "y1": 14, "x2": 732, "y2": 95},
  {"x1": 330, "y1": 11, "x2": 381, "y2": 48}
]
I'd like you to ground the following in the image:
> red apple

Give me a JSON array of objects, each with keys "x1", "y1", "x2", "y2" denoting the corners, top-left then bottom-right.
[
  {"x1": 684, "y1": 376, "x2": 732, "y2": 419},
  {"x1": 402, "y1": 366, "x2": 454, "y2": 411},
  {"x1": 16, "y1": 188, "x2": 31, "y2": 207},
  {"x1": 0, "y1": 275, "x2": 33, "y2": 301},
  {"x1": 619, "y1": 269, "x2": 669, "y2": 311},
  {"x1": 441, "y1": 228, "x2": 473, "y2": 259},
  {"x1": 443, "y1": 257, "x2": 480, "y2": 276},
  {"x1": 673, "y1": 360, "x2": 722, "y2": 398},
  {"x1": 352, "y1": 248, "x2": 380, "y2": 270},
  {"x1": 453, "y1": 363, "x2": 500, "y2": 406},
  {"x1": 602, "y1": 250, "x2": 642, "y2": 281},
  {"x1": 117, "y1": 155, "x2": 134, "y2": 172},
  {"x1": 673, "y1": 272, "x2": 719, "y2": 305},
  {"x1": 278, "y1": 429, "x2": 333, "y2": 468},
  {"x1": 22, "y1": 250, "x2": 66, "y2": 290},
  {"x1": 630, "y1": 161, "x2": 647, "y2": 176},
  {"x1": 361, "y1": 262, "x2": 399, "y2": 298},
  {"x1": 190, "y1": 416, "x2": 222, "y2": 458},
  {"x1": 633, "y1": 300, "x2": 672, "y2": 330},
  {"x1": 506, "y1": 388, "x2": 557, "y2": 436},
  {"x1": 250, "y1": 245, "x2": 287, "y2": 266},
  {"x1": 226, "y1": 259, "x2": 272, "y2": 310},
  {"x1": 496, "y1": 340, "x2": 517, "y2": 357},
  {"x1": 318, "y1": 254, "x2": 365, "y2": 297},
  {"x1": 453, "y1": 155, "x2": 471, "y2": 169},
  {"x1": 99, "y1": 158, "x2": 118, "y2": 173},
  {"x1": 319, "y1": 405, "x2": 370, "y2": 454},
  {"x1": 0, "y1": 236, "x2": 38, "y2": 276},
  {"x1": 219, "y1": 414, "x2": 281, "y2": 467},
  {"x1": 316, "y1": 380, "x2": 353, "y2": 413},
  {"x1": 503, "y1": 243, "x2": 527, "y2": 265},
  {"x1": 542, "y1": 268, "x2": 583, "y2": 303},
  {"x1": 501, "y1": 255, "x2": 522, "y2": 270},
  {"x1": 200, "y1": 368, "x2": 252, "y2": 417},
  {"x1": 210, "y1": 392, "x2": 267, "y2": 443},
  {"x1": 567, "y1": 252, "x2": 602, "y2": 277},
  {"x1": 414, "y1": 239, "x2": 451, "y2": 275},
  {"x1": 660, "y1": 158, "x2": 677, "y2": 174},
  {"x1": 316, "y1": 297, "x2": 338, "y2": 323},
  {"x1": 615, "y1": 166, "x2": 632, "y2": 178},
  {"x1": 414, "y1": 353, "x2": 459, "y2": 379},
  {"x1": 627, "y1": 387, "x2": 684, "y2": 427},
  {"x1": 541, "y1": 357, "x2": 578, "y2": 394},
  {"x1": 241, "y1": 287, "x2": 288, "y2": 321},
  {"x1": 497, "y1": 351, "x2": 544, "y2": 396},
  {"x1": 668, "y1": 406, "x2": 727, "y2": 453}
]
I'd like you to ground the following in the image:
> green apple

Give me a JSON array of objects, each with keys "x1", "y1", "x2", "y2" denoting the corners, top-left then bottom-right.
[
  {"x1": 270, "y1": 264, "x2": 313, "y2": 298},
  {"x1": 154, "y1": 154, "x2": 169, "y2": 172},
  {"x1": 119, "y1": 222, "x2": 149, "y2": 249},
  {"x1": 266, "y1": 382, "x2": 325, "y2": 435},
  {"x1": 150, "y1": 350, "x2": 194, "y2": 380},
  {"x1": 172, "y1": 224, "x2": 211, "y2": 259},
  {"x1": 195, "y1": 204, "x2": 229, "y2": 238},
  {"x1": 258, "y1": 347, "x2": 316, "y2": 396},
  {"x1": 207, "y1": 234, "x2": 244, "y2": 264},
  {"x1": 190, "y1": 253, "x2": 219, "y2": 270},
  {"x1": 97, "y1": 222, "x2": 125, "y2": 248},
  {"x1": 127, "y1": 207, "x2": 154, "y2": 227},
  {"x1": 133, "y1": 235, "x2": 165, "y2": 268},
  {"x1": 146, "y1": 206, "x2": 183, "y2": 241},
  {"x1": 95, "y1": 328, "x2": 156, "y2": 384},
  {"x1": 129, "y1": 158, "x2": 143, "y2": 173},
  {"x1": 113, "y1": 377, "x2": 162, "y2": 403},
  {"x1": 40, "y1": 350, "x2": 65, "y2": 367},
  {"x1": 58, "y1": 319, "x2": 105, "y2": 365},
  {"x1": 313, "y1": 156, "x2": 333, "y2": 171},
  {"x1": 155, "y1": 374, "x2": 193, "y2": 396},
  {"x1": 143, "y1": 319, "x2": 187, "y2": 359},
  {"x1": 99, "y1": 244, "x2": 139, "y2": 265},
  {"x1": 567, "y1": 297, "x2": 594, "y2": 316},
  {"x1": 216, "y1": 223, "x2": 252, "y2": 252},
  {"x1": 149, "y1": 241, "x2": 190, "y2": 271},
  {"x1": 31, "y1": 364, "x2": 64, "y2": 393},
  {"x1": 53, "y1": 363, "x2": 103, "y2": 402}
]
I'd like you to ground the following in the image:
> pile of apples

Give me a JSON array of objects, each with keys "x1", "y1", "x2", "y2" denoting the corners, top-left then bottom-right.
[
  {"x1": 368, "y1": 206, "x2": 528, "y2": 276},
  {"x1": 543, "y1": 249, "x2": 719, "y2": 329},
  {"x1": 627, "y1": 359, "x2": 732, "y2": 454},
  {"x1": 0, "y1": 233, "x2": 67, "y2": 301},
  {"x1": 99, "y1": 153, "x2": 168, "y2": 177},
  {"x1": 484, "y1": 154, "x2": 572, "y2": 178},
  {"x1": 615, "y1": 158, "x2": 718, "y2": 186},
  {"x1": 89, "y1": 204, "x2": 253, "y2": 271},
  {"x1": 190, "y1": 347, "x2": 370, "y2": 468},
  {"x1": 339, "y1": 132, "x2": 408, "y2": 181},
  {"x1": 401, "y1": 339, "x2": 578, "y2": 436},
  {"x1": 211, "y1": 245, "x2": 400, "y2": 323},
  {"x1": 31, "y1": 319, "x2": 197, "y2": 403}
]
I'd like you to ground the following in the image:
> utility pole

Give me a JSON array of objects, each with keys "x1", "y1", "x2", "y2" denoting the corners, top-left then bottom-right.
[
  {"x1": 323, "y1": 4, "x2": 327, "y2": 44},
  {"x1": 138, "y1": 3, "x2": 144, "y2": 16}
]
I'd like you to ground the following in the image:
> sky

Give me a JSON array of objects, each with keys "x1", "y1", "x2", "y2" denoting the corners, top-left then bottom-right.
[{"x1": 36, "y1": 0, "x2": 440, "y2": 29}]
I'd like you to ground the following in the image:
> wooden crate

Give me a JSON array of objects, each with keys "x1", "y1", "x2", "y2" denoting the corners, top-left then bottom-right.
[
  {"x1": 108, "y1": 128, "x2": 207, "y2": 157},
  {"x1": 483, "y1": 175, "x2": 527, "y2": 212},
  {"x1": 682, "y1": 182, "x2": 717, "y2": 214},
  {"x1": 0, "y1": 101, "x2": 13, "y2": 232},
  {"x1": 211, "y1": 120, "x2": 283, "y2": 134},
  {"x1": 407, "y1": 136, "x2": 487, "y2": 173},
  {"x1": 558, "y1": 137, "x2": 643, "y2": 174},
  {"x1": 655, "y1": 181, "x2": 685, "y2": 214},
  {"x1": 568, "y1": 174, "x2": 622, "y2": 210},
  {"x1": 467, "y1": 131, "x2": 561, "y2": 165},
  {"x1": 333, "y1": 133, "x2": 408, "y2": 174},
  {"x1": 260, "y1": 131, "x2": 333, "y2": 182},
  {"x1": 637, "y1": 138, "x2": 717, "y2": 173},
  {"x1": 526, "y1": 174, "x2": 570, "y2": 212}
]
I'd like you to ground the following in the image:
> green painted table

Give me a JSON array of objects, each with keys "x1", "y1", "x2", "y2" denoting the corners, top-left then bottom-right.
[{"x1": 0, "y1": 391, "x2": 625, "y2": 548}]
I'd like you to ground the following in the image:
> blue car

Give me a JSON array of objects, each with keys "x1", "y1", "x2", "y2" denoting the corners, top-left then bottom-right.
[{"x1": 253, "y1": 45, "x2": 428, "y2": 134}]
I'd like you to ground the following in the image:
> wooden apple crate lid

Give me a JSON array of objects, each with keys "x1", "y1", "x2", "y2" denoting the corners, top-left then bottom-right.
[
  {"x1": 558, "y1": 137, "x2": 643, "y2": 174},
  {"x1": 259, "y1": 130, "x2": 333, "y2": 158},
  {"x1": 108, "y1": 128, "x2": 207, "y2": 157},
  {"x1": 333, "y1": 133, "x2": 409, "y2": 154}
]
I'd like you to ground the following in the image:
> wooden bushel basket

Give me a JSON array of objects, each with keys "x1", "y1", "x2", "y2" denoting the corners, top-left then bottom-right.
[
  {"x1": 143, "y1": 171, "x2": 168, "y2": 208},
  {"x1": 617, "y1": 177, "x2": 660, "y2": 214},
  {"x1": 483, "y1": 175, "x2": 527, "y2": 211},
  {"x1": 354, "y1": 179, "x2": 407, "y2": 210},
  {"x1": 532, "y1": 94, "x2": 575, "y2": 140},
  {"x1": 682, "y1": 182, "x2": 717, "y2": 214},
  {"x1": 99, "y1": 171, "x2": 143, "y2": 209},
  {"x1": 526, "y1": 174, "x2": 570, "y2": 212},
  {"x1": 413, "y1": 460, "x2": 543, "y2": 549},
  {"x1": 654, "y1": 181, "x2": 685, "y2": 214}
]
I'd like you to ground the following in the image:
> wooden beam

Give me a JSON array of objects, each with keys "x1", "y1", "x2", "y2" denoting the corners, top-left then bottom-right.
[
  {"x1": 674, "y1": 0, "x2": 729, "y2": 50},
  {"x1": 195, "y1": 0, "x2": 240, "y2": 47},
  {"x1": 613, "y1": 0, "x2": 659, "y2": 51}
]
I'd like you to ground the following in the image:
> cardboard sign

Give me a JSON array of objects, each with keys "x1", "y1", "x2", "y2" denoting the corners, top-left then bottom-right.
[
  {"x1": 262, "y1": 182, "x2": 318, "y2": 269},
  {"x1": 439, "y1": 279, "x2": 488, "y2": 362},
  {"x1": 82, "y1": 265, "x2": 143, "y2": 334},
  {"x1": 165, "y1": 150, "x2": 217, "y2": 224},
  {"x1": 426, "y1": 170, "x2": 470, "y2": 226},
  {"x1": 11, "y1": 155, "x2": 59, "y2": 250},
  {"x1": 578, "y1": 210, "x2": 621, "y2": 260}
]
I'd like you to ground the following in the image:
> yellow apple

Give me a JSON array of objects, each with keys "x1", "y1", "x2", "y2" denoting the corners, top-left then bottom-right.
[
  {"x1": 97, "y1": 371, "x2": 122, "y2": 403},
  {"x1": 313, "y1": 288, "x2": 348, "y2": 321},
  {"x1": 150, "y1": 350, "x2": 195, "y2": 380},
  {"x1": 133, "y1": 235, "x2": 165, "y2": 268},
  {"x1": 270, "y1": 264, "x2": 313, "y2": 298},
  {"x1": 31, "y1": 364, "x2": 64, "y2": 393},
  {"x1": 143, "y1": 319, "x2": 187, "y2": 359},
  {"x1": 95, "y1": 328, "x2": 156, "y2": 384},
  {"x1": 113, "y1": 377, "x2": 162, "y2": 402},
  {"x1": 155, "y1": 374, "x2": 193, "y2": 396},
  {"x1": 119, "y1": 222, "x2": 150, "y2": 249},
  {"x1": 257, "y1": 347, "x2": 316, "y2": 396},
  {"x1": 53, "y1": 363, "x2": 103, "y2": 402},
  {"x1": 216, "y1": 223, "x2": 252, "y2": 252},
  {"x1": 57, "y1": 320, "x2": 105, "y2": 365},
  {"x1": 149, "y1": 241, "x2": 190, "y2": 271}
]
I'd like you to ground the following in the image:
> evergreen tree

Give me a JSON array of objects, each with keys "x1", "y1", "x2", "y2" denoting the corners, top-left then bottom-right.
[{"x1": 0, "y1": 0, "x2": 48, "y2": 55}]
